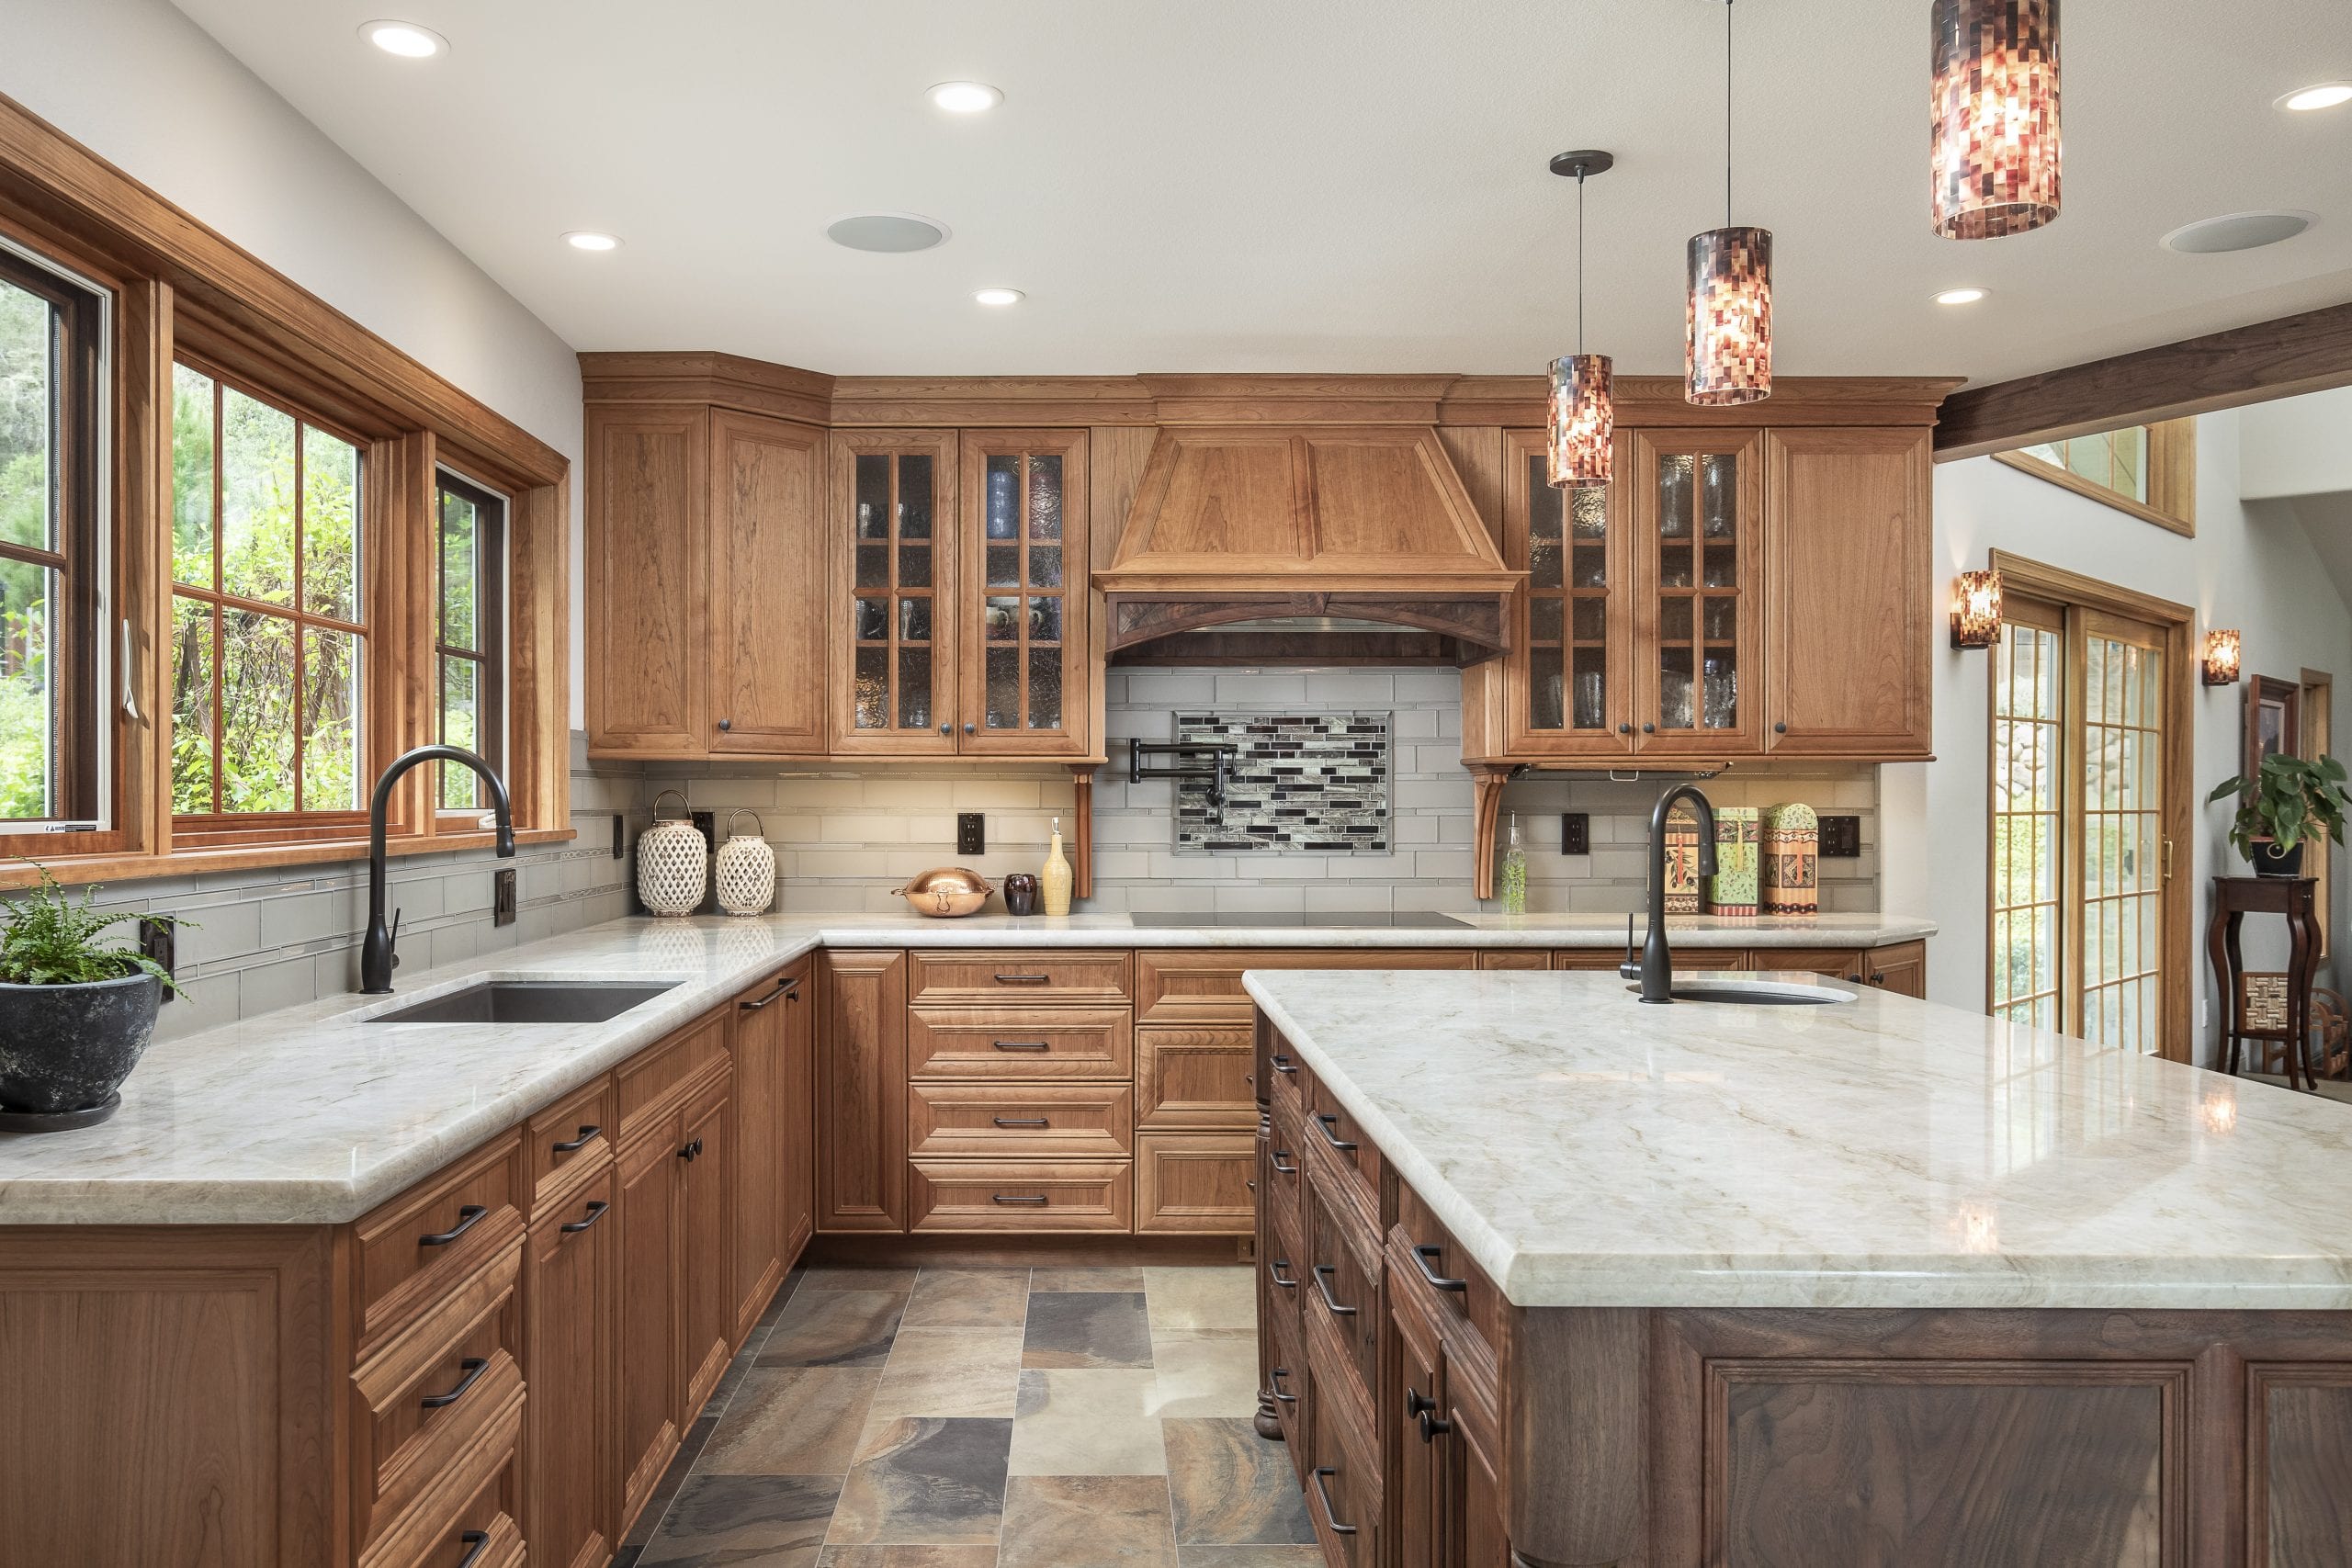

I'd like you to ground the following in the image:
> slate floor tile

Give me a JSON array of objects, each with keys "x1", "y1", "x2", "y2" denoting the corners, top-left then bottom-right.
[
  {"x1": 1142, "y1": 1268, "x2": 1257, "y2": 1335},
  {"x1": 799, "y1": 1265, "x2": 922, "y2": 1297},
  {"x1": 639, "y1": 1472, "x2": 840, "y2": 1566},
  {"x1": 1008, "y1": 1368, "x2": 1168, "y2": 1476},
  {"x1": 1150, "y1": 1331, "x2": 1264, "y2": 1418},
  {"x1": 871, "y1": 1327, "x2": 1026, "y2": 1419},
  {"x1": 702, "y1": 1368, "x2": 883, "y2": 1474},
  {"x1": 1000, "y1": 1474, "x2": 1178, "y2": 1568},
  {"x1": 815, "y1": 1548, "x2": 1000, "y2": 1567},
  {"x1": 829, "y1": 1416, "x2": 1013, "y2": 1546},
  {"x1": 1026, "y1": 1265, "x2": 1147, "y2": 1292},
  {"x1": 759, "y1": 1290, "x2": 907, "y2": 1369},
  {"x1": 902, "y1": 1268, "x2": 1032, "y2": 1328},
  {"x1": 1022, "y1": 1291, "x2": 1154, "y2": 1370},
  {"x1": 1163, "y1": 1418, "x2": 1317, "y2": 1546},
  {"x1": 1173, "y1": 1549, "x2": 1327, "y2": 1567}
]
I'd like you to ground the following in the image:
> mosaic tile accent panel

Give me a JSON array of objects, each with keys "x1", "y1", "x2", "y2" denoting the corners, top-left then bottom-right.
[{"x1": 1172, "y1": 712, "x2": 1390, "y2": 854}]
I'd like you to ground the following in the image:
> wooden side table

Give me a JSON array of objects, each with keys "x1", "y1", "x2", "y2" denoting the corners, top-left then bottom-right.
[{"x1": 2207, "y1": 875, "x2": 2325, "y2": 1091}]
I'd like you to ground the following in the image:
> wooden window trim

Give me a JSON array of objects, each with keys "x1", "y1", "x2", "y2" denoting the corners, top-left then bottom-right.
[
  {"x1": 0, "y1": 96, "x2": 571, "y2": 891},
  {"x1": 432, "y1": 468, "x2": 507, "y2": 815},
  {"x1": 1992, "y1": 419, "x2": 2197, "y2": 536}
]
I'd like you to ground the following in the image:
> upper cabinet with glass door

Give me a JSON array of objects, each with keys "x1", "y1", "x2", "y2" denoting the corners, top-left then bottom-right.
[
  {"x1": 833, "y1": 431, "x2": 959, "y2": 755},
  {"x1": 1498, "y1": 430, "x2": 1633, "y2": 758},
  {"x1": 960, "y1": 431, "x2": 1089, "y2": 758},
  {"x1": 1629, "y1": 429, "x2": 1762, "y2": 758}
]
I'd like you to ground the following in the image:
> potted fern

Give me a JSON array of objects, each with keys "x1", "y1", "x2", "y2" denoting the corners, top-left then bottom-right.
[
  {"x1": 0, "y1": 866, "x2": 184, "y2": 1131},
  {"x1": 2207, "y1": 752, "x2": 2351, "y2": 879}
]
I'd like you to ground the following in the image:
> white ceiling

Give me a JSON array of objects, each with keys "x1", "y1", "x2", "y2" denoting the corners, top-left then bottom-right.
[{"x1": 170, "y1": 0, "x2": 2352, "y2": 384}]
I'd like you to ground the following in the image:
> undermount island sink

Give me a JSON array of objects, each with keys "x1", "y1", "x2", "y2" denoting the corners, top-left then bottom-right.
[
  {"x1": 1635, "y1": 978, "x2": 1856, "y2": 1007},
  {"x1": 367, "y1": 980, "x2": 678, "y2": 1025}
]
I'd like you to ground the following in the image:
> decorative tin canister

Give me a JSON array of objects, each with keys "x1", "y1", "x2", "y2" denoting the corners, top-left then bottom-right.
[
  {"x1": 637, "y1": 789, "x2": 708, "y2": 917},
  {"x1": 1708, "y1": 807, "x2": 1760, "y2": 916},
  {"x1": 1664, "y1": 806, "x2": 1704, "y2": 916},
  {"x1": 1761, "y1": 802, "x2": 1820, "y2": 916},
  {"x1": 714, "y1": 809, "x2": 777, "y2": 916}
]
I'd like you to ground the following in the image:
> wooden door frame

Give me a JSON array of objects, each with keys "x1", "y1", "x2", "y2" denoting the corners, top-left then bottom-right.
[
  {"x1": 1984, "y1": 552, "x2": 2195, "y2": 1058},
  {"x1": 2301, "y1": 667, "x2": 2334, "y2": 958}
]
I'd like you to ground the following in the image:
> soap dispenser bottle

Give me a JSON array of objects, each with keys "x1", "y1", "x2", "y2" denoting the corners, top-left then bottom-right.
[
  {"x1": 1042, "y1": 815, "x2": 1074, "y2": 917},
  {"x1": 1498, "y1": 813, "x2": 1528, "y2": 916}
]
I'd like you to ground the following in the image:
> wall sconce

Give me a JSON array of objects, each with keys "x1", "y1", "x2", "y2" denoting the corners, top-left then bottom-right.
[
  {"x1": 2203, "y1": 628, "x2": 2243, "y2": 686},
  {"x1": 1950, "y1": 570, "x2": 2001, "y2": 649}
]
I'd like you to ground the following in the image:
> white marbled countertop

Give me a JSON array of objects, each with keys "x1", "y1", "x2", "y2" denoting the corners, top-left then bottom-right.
[
  {"x1": 0, "y1": 910, "x2": 1932, "y2": 1227},
  {"x1": 1246, "y1": 968, "x2": 2352, "y2": 1312}
]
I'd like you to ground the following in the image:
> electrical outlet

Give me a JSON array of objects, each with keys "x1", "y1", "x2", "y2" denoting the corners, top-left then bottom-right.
[
  {"x1": 1561, "y1": 813, "x2": 1590, "y2": 855},
  {"x1": 957, "y1": 812, "x2": 987, "y2": 855},
  {"x1": 612, "y1": 813, "x2": 625, "y2": 859},
  {"x1": 137, "y1": 916, "x2": 175, "y2": 1004},
  {"x1": 691, "y1": 810, "x2": 717, "y2": 851},
  {"x1": 493, "y1": 867, "x2": 517, "y2": 927},
  {"x1": 1819, "y1": 815, "x2": 1863, "y2": 857}
]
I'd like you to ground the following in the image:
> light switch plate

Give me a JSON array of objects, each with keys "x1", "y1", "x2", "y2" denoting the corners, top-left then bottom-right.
[
  {"x1": 1819, "y1": 815, "x2": 1863, "y2": 858},
  {"x1": 493, "y1": 867, "x2": 517, "y2": 927}
]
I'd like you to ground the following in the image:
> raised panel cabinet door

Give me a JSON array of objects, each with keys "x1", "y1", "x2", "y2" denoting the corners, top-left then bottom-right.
[
  {"x1": 586, "y1": 406, "x2": 709, "y2": 756},
  {"x1": 959, "y1": 430, "x2": 1091, "y2": 757},
  {"x1": 1387, "y1": 1292, "x2": 1447, "y2": 1568},
  {"x1": 1764, "y1": 427, "x2": 1933, "y2": 759},
  {"x1": 709, "y1": 412, "x2": 829, "y2": 754},
  {"x1": 832, "y1": 431, "x2": 960, "y2": 755},
  {"x1": 615, "y1": 1118, "x2": 683, "y2": 1526},
  {"x1": 816, "y1": 950, "x2": 910, "y2": 1232},
  {"x1": 526, "y1": 1168, "x2": 617, "y2": 1568},
  {"x1": 1862, "y1": 939, "x2": 1928, "y2": 998},
  {"x1": 782, "y1": 963, "x2": 816, "y2": 1263},
  {"x1": 1628, "y1": 428, "x2": 1765, "y2": 760},
  {"x1": 729, "y1": 967, "x2": 801, "y2": 1342},
  {"x1": 1502, "y1": 429, "x2": 1636, "y2": 760},
  {"x1": 1452, "y1": 1390, "x2": 1510, "y2": 1568},
  {"x1": 680, "y1": 1074, "x2": 736, "y2": 1415}
]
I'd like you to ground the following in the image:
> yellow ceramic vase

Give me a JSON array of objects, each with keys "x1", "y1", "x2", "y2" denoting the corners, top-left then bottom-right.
[{"x1": 1042, "y1": 817, "x2": 1074, "y2": 917}]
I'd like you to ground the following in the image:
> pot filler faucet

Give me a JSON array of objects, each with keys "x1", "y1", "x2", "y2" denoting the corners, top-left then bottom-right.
[
  {"x1": 1619, "y1": 784, "x2": 1717, "y2": 1004},
  {"x1": 361, "y1": 745, "x2": 514, "y2": 993}
]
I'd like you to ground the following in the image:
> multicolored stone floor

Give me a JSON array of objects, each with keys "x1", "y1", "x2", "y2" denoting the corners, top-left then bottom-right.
[{"x1": 614, "y1": 1263, "x2": 1319, "y2": 1568}]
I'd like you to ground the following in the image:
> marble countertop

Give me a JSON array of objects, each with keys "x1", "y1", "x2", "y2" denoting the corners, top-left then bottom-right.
[
  {"x1": 0, "y1": 910, "x2": 1933, "y2": 1227},
  {"x1": 1246, "y1": 969, "x2": 2352, "y2": 1312}
]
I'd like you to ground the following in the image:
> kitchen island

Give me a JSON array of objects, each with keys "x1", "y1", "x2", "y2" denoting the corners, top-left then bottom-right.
[{"x1": 1245, "y1": 967, "x2": 2352, "y2": 1568}]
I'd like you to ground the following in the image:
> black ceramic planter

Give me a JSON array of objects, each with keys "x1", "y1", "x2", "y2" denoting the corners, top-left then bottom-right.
[
  {"x1": 0, "y1": 972, "x2": 161, "y2": 1120},
  {"x1": 2253, "y1": 840, "x2": 2307, "y2": 879}
]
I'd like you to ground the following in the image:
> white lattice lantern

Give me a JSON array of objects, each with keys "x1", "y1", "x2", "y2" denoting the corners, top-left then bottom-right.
[
  {"x1": 637, "y1": 790, "x2": 707, "y2": 917},
  {"x1": 715, "y1": 810, "x2": 777, "y2": 916}
]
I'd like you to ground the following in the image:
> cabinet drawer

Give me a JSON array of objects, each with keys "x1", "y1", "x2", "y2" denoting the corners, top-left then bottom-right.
[
  {"x1": 1264, "y1": 1094, "x2": 1307, "y2": 1251},
  {"x1": 1136, "y1": 1026, "x2": 1254, "y2": 1128},
  {"x1": 1140, "y1": 948, "x2": 1475, "y2": 1025},
  {"x1": 907, "y1": 950, "x2": 1132, "y2": 1007},
  {"x1": 352, "y1": 1238, "x2": 526, "y2": 1551},
  {"x1": 1265, "y1": 1292, "x2": 1309, "y2": 1475},
  {"x1": 908, "y1": 1006, "x2": 1133, "y2": 1080},
  {"x1": 617, "y1": 1009, "x2": 729, "y2": 1138},
  {"x1": 1136, "y1": 1131, "x2": 1255, "y2": 1234},
  {"x1": 1761, "y1": 946, "x2": 1866, "y2": 983},
  {"x1": 1261, "y1": 1023, "x2": 1306, "y2": 1121},
  {"x1": 526, "y1": 1075, "x2": 616, "y2": 1215},
  {"x1": 910, "y1": 1159, "x2": 1133, "y2": 1231},
  {"x1": 358, "y1": 1398, "x2": 526, "y2": 1568},
  {"x1": 355, "y1": 1131, "x2": 525, "y2": 1351},
  {"x1": 1305, "y1": 1168, "x2": 1381, "y2": 1400},
  {"x1": 1303, "y1": 1325, "x2": 1381, "y2": 1568},
  {"x1": 1304, "y1": 1077, "x2": 1382, "y2": 1209},
  {"x1": 908, "y1": 1083, "x2": 1133, "y2": 1158},
  {"x1": 1475, "y1": 949, "x2": 1551, "y2": 970},
  {"x1": 1390, "y1": 1182, "x2": 1508, "y2": 1381}
]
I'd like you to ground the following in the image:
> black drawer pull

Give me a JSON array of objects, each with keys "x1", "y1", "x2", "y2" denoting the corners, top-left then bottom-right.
[
  {"x1": 560, "y1": 1200, "x2": 609, "y2": 1234},
  {"x1": 1419, "y1": 1408, "x2": 1453, "y2": 1442},
  {"x1": 1268, "y1": 1258, "x2": 1297, "y2": 1290},
  {"x1": 1311, "y1": 1264, "x2": 1358, "y2": 1317},
  {"x1": 993, "y1": 972, "x2": 1052, "y2": 985},
  {"x1": 419, "y1": 1204, "x2": 487, "y2": 1247},
  {"x1": 1411, "y1": 1243, "x2": 1469, "y2": 1292},
  {"x1": 455, "y1": 1531, "x2": 492, "y2": 1568},
  {"x1": 421, "y1": 1357, "x2": 489, "y2": 1410},
  {"x1": 678, "y1": 1137, "x2": 704, "y2": 1162},
  {"x1": 992, "y1": 1040, "x2": 1051, "y2": 1052},
  {"x1": 992, "y1": 1193, "x2": 1049, "y2": 1205},
  {"x1": 1270, "y1": 1054, "x2": 1298, "y2": 1076},
  {"x1": 1313, "y1": 1113, "x2": 1357, "y2": 1152},
  {"x1": 1270, "y1": 1365, "x2": 1297, "y2": 1404},
  {"x1": 1310, "y1": 1467, "x2": 1359, "y2": 1535},
  {"x1": 1406, "y1": 1386, "x2": 1438, "y2": 1419},
  {"x1": 551, "y1": 1123, "x2": 601, "y2": 1154},
  {"x1": 1270, "y1": 1150, "x2": 1298, "y2": 1176},
  {"x1": 992, "y1": 1116, "x2": 1050, "y2": 1128},
  {"x1": 741, "y1": 976, "x2": 798, "y2": 1010}
]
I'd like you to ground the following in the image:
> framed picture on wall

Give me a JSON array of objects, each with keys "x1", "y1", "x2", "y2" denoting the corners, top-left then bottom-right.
[{"x1": 2245, "y1": 675, "x2": 2301, "y2": 777}]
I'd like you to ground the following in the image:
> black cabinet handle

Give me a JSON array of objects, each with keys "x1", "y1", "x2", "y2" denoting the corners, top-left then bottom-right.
[
  {"x1": 1406, "y1": 1386, "x2": 1438, "y2": 1419},
  {"x1": 455, "y1": 1531, "x2": 491, "y2": 1568},
  {"x1": 1618, "y1": 722, "x2": 1634, "y2": 735},
  {"x1": 992, "y1": 1116, "x2": 1050, "y2": 1128},
  {"x1": 1310, "y1": 1467, "x2": 1359, "y2": 1535},
  {"x1": 1270, "y1": 1365, "x2": 1297, "y2": 1404},
  {"x1": 993, "y1": 973, "x2": 1052, "y2": 985},
  {"x1": 991, "y1": 1193, "x2": 1048, "y2": 1205},
  {"x1": 560, "y1": 1200, "x2": 609, "y2": 1234},
  {"x1": 678, "y1": 1137, "x2": 704, "y2": 1161},
  {"x1": 1268, "y1": 1258, "x2": 1297, "y2": 1291},
  {"x1": 552, "y1": 1123, "x2": 601, "y2": 1154},
  {"x1": 1871, "y1": 972, "x2": 1886, "y2": 986},
  {"x1": 1313, "y1": 1113, "x2": 1357, "y2": 1153},
  {"x1": 1773, "y1": 720, "x2": 1788, "y2": 734},
  {"x1": 965, "y1": 722, "x2": 977, "y2": 735},
  {"x1": 1311, "y1": 1264, "x2": 1359, "y2": 1317},
  {"x1": 741, "y1": 977, "x2": 798, "y2": 1010},
  {"x1": 992, "y1": 1040, "x2": 1051, "y2": 1052},
  {"x1": 420, "y1": 1204, "x2": 487, "y2": 1248},
  {"x1": 718, "y1": 717, "x2": 733, "y2": 732},
  {"x1": 421, "y1": 1357, "x2": 490, "y2": 1410},
  {"x1": 1643, "y1": 721, "x2": 1657, "y2": 734},
  {"x1": 1270, "y1": 1150, "x2": 1298, "y2": 1176},
  {"x1": 1411, "y1": 1243, "x2": 1468, "y2": 1293},
  {"x1": 1419, "y1": 1408, "x2": 1453, "y2": 1442},
  {"x1": 1270, "y1": 1055, "x2": 1297, "y2": 1077}
]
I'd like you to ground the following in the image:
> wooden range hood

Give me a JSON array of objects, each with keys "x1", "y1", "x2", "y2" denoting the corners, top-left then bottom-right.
[{"x1": 1092, "y1": 424, "x2": 1523, "y2": 666}]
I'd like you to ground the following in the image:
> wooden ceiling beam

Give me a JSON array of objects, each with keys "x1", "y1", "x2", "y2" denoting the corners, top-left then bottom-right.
[{"x1": 1934, "y1": 301, "x2": 2352, "y2": 461}]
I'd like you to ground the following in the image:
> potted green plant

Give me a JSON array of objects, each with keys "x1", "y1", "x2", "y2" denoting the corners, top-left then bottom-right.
[
  {"x1": 0, "y1": 866, "x2": 186, "y2": 1131},
  {"x1": 2207, "y1": 752, "x2": 2351, "y2": 878}
]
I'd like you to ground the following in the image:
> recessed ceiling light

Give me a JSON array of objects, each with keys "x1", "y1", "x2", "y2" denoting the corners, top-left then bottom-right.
[
  {"x1": 826, "y1": 213, "x2": 950, "y2": 253},
  {"x1": 562, "y1": 231, "x2": 621, "y2": 253},
  {"x1": 973, "y1": 288, "x2": 1024, "y2": 307},
  {"x1": 1933, "y1": 287, "x2": 1989, "y2": 306},
  {"x1": 2278, "y1": 81, "x2": 2352, "y2": 112},
  {"x1": 2162, "y1": 210, "x2": 2313, "y2": 254},
  {"x1": 359, "y1": 19, "x2": 447, "y2": 58},
  {"x1": 929, "y1": 82, "x2": 1003, "y2": 114}
]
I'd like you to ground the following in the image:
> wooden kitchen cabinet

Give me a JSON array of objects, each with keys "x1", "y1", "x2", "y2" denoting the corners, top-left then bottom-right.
[
  {"x1": 678, "y1": 1071, "x2": 735, "y2": 1417},
  {"x1": 1493, "y1": 429, "x2": 1636, "y2": 760},
  {"x1": 709, "y1": 411, "x2": 831, "y2": 754},
  {"x1": 959, "y1": 430, "x2": 1091, "y2": 757},
  {"x1": 817, "y1": 950, "x2": 910, "y2": 1231},
  {"x1": 729, "y1": 962, "x2": 810, "y2": 1342},
  {"x1": 525, "y1": 1169, "x2": 617, "y2": 1568},
  {"x1": 832, "y1": 431, "x2": 961, "y2": 755},
  {"x1": 614, "y1": 1106, "x2": 684, "y2": 1524},
  {"x1": 1628, "y1": 428, "x2": 1766, "y2": 760}
]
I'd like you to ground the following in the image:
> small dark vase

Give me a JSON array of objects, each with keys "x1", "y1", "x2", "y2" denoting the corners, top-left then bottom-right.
[
  {"x1": 2252, "y1": 839, "x2": 2306, "y2": 879},
  {"x1": 0, "y1": 972, "x2": 162, "y2": 1121},
  {"x1": 1002, "y1": 874, "x2": 1041, "y2": 917}
]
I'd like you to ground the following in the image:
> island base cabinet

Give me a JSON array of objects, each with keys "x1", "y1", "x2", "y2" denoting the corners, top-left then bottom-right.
[
  {"x1": 525, "y1": 1170, "x2": 617, "y2": 1568},
  {"x1": 679, "y1": 1071, "x2": 737, "y2": 1418}
]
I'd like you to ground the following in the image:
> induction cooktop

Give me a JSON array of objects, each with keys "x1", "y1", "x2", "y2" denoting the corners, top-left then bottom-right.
[{"x1": 1126, "y1": 911, "x2": 1471, "y2": 929}]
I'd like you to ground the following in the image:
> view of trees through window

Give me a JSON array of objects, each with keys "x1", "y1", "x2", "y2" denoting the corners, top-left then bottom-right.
[
  {"x1": 0, "y1": 275, "x2": 58, "y2": 818},
  {"x1": 435, "y1": 471, "x2": 504, "y2": 809},
  {"x1": 170, "y1": 362, "x2": 367, "y2": 819}
]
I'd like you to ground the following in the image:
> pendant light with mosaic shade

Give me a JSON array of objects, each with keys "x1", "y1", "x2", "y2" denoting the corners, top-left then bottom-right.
[
  {"x1": 1545, "y1": 150, "x2": 1615, "y2": 489},
  {"x1": 1930, "y1": 0, "x2": 2061, "y2": 239},
  {"x1": 1687, "y1": 0, "x2": 1771, "y2": 406}
]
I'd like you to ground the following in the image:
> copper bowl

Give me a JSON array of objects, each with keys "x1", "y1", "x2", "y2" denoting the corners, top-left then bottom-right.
[{"x1": 897, "y1": 866, "x2": 996, "y2": 918}]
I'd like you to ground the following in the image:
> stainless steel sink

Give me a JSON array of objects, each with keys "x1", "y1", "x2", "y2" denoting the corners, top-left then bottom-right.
[
  {"x1": 367, "y1": 981, "x2": 678, "y2": 1024},
  {"x1": 1633, "y1": 978, "x2": 1856, "y2": 1007}
]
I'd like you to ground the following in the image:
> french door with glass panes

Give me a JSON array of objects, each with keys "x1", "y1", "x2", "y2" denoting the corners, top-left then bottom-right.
[{"x1": 1990, "y1": 592, "x2": 2182, "y2": 1055}]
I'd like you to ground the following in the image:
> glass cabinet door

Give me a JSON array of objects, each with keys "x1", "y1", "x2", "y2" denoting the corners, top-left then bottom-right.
[
  {"x1": 959, "y1": 431, "x2": 1089, "y2": 757},
  {"x1": 1506, "y1": 430, "x2": 1632, "y2": 756},
  {"x1": 1632, "y1": 429, "x2": 1761, "y2": 756},
  {"x1": 833, "y1": 432, "x2": 957, "y2": 752}
]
